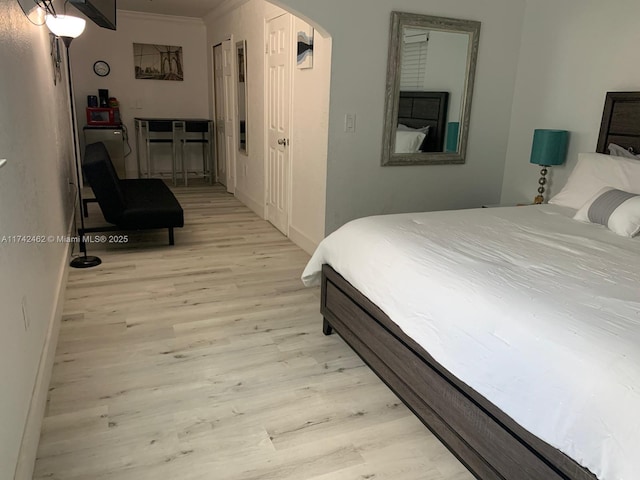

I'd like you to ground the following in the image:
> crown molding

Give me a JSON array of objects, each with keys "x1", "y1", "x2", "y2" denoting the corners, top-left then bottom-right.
[{"x1": 117, "y1": 9, "x2": 206, "y2": 25}]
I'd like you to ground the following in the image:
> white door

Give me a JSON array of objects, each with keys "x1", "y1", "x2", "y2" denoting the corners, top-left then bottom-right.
[
  {"x1": 222, "y1": 39, "x2": 236, "y2": 194},
  {"x1": 213, "y1": 44, "x2": 226, "y2": 186},
  {"x1": 266, "y1": 14, "x2": 291, "y2": 235}
]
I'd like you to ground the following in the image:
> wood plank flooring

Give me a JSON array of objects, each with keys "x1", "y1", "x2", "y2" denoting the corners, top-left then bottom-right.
[{"x1": 34, "y1": 183, "x2": 473, "y2": 480}]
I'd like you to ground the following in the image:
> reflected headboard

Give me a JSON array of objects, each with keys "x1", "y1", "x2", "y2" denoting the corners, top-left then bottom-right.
[
  {"x1": 597, "y1": 91, "x2": 640, "y2": 154},
  {"x1": 398, "y1": 91, "x2": 449, "y2": 152}
]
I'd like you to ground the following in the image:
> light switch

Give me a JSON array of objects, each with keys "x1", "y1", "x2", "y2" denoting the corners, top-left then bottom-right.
[{"x1": 345, "y1": 113, "x2": 356, "y2": 133}]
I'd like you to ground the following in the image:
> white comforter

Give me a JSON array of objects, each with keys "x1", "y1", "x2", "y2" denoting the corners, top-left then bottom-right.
[{"x1": 302, "y1": 205, "x2": 640, "y2": 480}]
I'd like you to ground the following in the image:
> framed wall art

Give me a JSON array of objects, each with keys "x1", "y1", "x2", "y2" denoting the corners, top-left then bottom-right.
[{"x1": 133, "y1": 43, "x2": 184, "y2": 81}]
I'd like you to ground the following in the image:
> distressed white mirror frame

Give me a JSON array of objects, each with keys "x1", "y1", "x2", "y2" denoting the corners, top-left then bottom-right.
[{"x1": 381, "y1": 12, "x2": 481, "y2": 166}]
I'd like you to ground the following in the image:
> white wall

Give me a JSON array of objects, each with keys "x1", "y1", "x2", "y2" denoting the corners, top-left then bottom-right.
[
  {"x1": 423, "y1": 31, "x2": 469, "y2": 123},
  {"x1": 271, "y1": 0, "x2": 526, "y2": 234},
  {"x1": 290, "y1": 17, "x2": 330, "y2": 252},
  {"x1": 0, "y1": 3, "x2": 75, "y2": 479},
  {"x1": 70, "y1": 11, "x2": 209, "y2": 178},
  {"x1": 204, "y1": 0, "x2": 330, "y2": 253},
  {"x1": 501, "y1": 0, "x2": 640, "y2": 205}
]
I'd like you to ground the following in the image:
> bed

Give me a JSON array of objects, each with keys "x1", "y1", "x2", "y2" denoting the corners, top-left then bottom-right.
[
  {"x1": 303, "y1": 91, "x2": 640, "y2": 480},
  {"x1": 398, "y1": 91, "x2": 449, "y2": 152}
]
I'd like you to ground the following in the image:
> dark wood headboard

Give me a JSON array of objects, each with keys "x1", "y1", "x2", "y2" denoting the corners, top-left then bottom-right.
[
  {"x1": 398, "y1": 91, "x2": 449, "y2": 152},
  {"x1": 597, "y1": 91, "x2": 640, "y2": 154}
]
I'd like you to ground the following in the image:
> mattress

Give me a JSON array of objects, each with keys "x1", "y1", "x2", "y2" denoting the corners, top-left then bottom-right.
[{"x1": 302, "y1": 205, "x2": 640, "y2": 480}]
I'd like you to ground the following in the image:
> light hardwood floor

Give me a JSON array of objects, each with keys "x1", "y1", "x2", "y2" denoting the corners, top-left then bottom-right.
[{"x1": 34, "y1": 183, "x2": 473, "y2": 480}]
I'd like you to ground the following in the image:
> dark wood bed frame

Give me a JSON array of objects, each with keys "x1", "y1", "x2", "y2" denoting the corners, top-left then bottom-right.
[
  {"x1": 398, "y1": 91, "x2": 449, "y2": 152},
  {"x1": 321, "y1": 91, "x2": 640, "y2": 480}
]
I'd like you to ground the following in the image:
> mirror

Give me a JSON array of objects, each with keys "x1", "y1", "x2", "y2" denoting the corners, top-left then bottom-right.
[
  {"x1": 236, "y1": 40, "x2": 248, "y2": 154},
  {"x1": 381, "y1": 12, "x2": 481, "y2": 166}
]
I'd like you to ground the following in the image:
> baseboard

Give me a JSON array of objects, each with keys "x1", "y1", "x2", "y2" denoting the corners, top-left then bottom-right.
[
  {"x1": 288, "y1": 224, "x2": 319, "y2": 255},
  {"x1": 235, "y1": 187, "x2": 266, "y2": 219},
  {"x1": 13, "y1": 223, "x2": 73, "y2": 480}
]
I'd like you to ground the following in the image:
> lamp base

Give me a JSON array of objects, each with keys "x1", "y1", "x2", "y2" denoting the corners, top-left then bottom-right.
[
  {"x1": 70, "y1": 255, "x2": 102, "y2": 269},
  {"x1": 533, "y1": 166, "x2": 550, "y2": 205}
]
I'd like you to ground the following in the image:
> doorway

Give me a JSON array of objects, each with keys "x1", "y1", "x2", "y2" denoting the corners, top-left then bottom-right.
[{"x1": 207, "y1": 3, "x2": 331, "y2": 254}]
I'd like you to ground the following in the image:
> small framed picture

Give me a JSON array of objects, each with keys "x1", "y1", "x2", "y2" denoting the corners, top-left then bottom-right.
[{"x1": 297, "y1": 24, "x2": 314, "y2": 69}]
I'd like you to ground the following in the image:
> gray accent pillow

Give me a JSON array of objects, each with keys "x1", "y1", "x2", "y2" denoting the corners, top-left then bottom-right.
[
  {"x1": 608, "y1": 143, "x2": 640, "y2": 160},
  {"x1": 587, "y1": 189, "x2": 637, "y2": 225},
  {"x1": 574, "y1": 187, "x2": 640, "y2": 237}
]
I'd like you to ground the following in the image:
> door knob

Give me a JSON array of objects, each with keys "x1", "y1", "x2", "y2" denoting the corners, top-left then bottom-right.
[{"x1": 277, "y1": 138, "x2": 289, "y2": 146}]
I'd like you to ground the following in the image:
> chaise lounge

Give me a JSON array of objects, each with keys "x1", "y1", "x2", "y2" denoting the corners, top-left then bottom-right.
[{"x1": 82, "y1": 141, "x2": 184, "y2": 246}]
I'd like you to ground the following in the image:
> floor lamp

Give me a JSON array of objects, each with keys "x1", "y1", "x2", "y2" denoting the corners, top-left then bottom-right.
[{"x1": 46, "y1": 15, "x2": 102, "y2": 268}]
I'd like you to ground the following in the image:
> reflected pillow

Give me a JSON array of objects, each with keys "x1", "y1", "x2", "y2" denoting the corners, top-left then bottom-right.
[
  {"x1": 608, "y1": 143, "x2": 640, "y2": 160},
  {"x1": 395, "y1": 130, "x2": 427, "y2": 153},
  {"x1": 549, "y1": 153, "x2": 640, "y2": 210},
  {"x1": 574, "y1": 187, "x2": 640, "y2": 237},
  {"x1": 398, "y1": 124, "x2": 430, "y2": 134}
]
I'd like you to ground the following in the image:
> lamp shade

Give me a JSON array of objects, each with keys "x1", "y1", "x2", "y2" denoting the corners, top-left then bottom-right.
[
  {"x1": 445, "y1": 122, "x2": 460, "y2": 152},
  {"x1": 530, "y1": 129, "x2": 569, "y2": 166},
  {"x1": 45, "y1": 14, "x2": 86, "y2": 39}
]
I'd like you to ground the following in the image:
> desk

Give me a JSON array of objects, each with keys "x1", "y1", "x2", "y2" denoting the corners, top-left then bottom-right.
[{"x1": 134, "y1": 117, "x2": 214, "y2": 185}]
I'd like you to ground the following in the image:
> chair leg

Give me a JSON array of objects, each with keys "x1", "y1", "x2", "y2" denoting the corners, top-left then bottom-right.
[
  {"x1": 168, "y1": 227, "x2": 175, "y2": 246},
  {"x1": 172, "y1": 140, "x2": 177, "y2": 186},
  {"x1": 135, "y1": 120, "x2": 142, "y2": 178},
  {"x1": 208, "y1": 122, "x2": 214, "y2": 184},
  {"x1": 202, "y1": 139, "x2": 206, "y2": 181},
  {"x1": 146, "y1": 138, "x2": 151, "y2": 179},
  {"x1": 209, "y1": 141, "x2": 214, "y2": 184},
  {"x1": 182, "y1": 141, "x2": 188, "y2": 187}
]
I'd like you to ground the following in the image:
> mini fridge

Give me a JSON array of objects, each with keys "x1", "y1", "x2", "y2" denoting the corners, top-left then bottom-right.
[{"x1": 83, "y1": 126, "x2": 126, "y2": 178}]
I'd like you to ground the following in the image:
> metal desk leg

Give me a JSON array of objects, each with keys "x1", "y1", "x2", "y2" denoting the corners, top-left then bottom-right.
[
  {"x1": 144, "y1": 122, "x2": 152, "y2": 179},
  {"x1": 135, "y1": 119, "x2": 142, "y2": 178},
  {"x1": 209, "y1": 121, "x2": 214, "y2": 184},
  {"x1": 183, "y1": 138, "x2": 188, "y2": 187},
  {"x1": 173, "y1": 121, "x2": 184, "y2": 186}
]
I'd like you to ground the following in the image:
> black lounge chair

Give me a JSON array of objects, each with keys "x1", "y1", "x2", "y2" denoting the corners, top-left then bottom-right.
[{"x1": 81, "y1": 141, "x2": 184, "y2": 246}]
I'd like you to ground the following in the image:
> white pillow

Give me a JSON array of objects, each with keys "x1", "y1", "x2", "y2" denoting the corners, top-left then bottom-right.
[
  {"x1": 398, "y1": 123, "x2": 430, "y2": 134},
  {"x1": 549, "y1": 152, "x2": 640, "y2": 209},
  {"x1": 608, "y1": 143, "x2": 640, "y2": 160},
  {"x1": 395, "y1": 130, "x2": 427, "y2": 153},
  {"x1": 574, "y1": 187, "x2": 640, "y2": 237}
]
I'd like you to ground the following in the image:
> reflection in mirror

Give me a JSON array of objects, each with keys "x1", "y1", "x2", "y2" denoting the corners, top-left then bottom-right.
[
  {"x1": 236, "y1": 40, "x2": 248, "y2": 154},
  {"x1": 382, "y1": 12, "x2": 480, "y2": 166}
]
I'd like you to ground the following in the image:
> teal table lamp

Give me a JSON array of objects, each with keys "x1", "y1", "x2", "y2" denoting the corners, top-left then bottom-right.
[{"x1": 530, "y1": 129, "x2": 569, "y2": 204}]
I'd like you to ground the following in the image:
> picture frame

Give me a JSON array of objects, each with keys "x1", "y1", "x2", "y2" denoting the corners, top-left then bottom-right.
[
  {"x1": 133, "y1": 43, "x2": 184, "y2": 81},
  {"x1": 297, "y1": 25, "x2": 314, "y2": 69}
]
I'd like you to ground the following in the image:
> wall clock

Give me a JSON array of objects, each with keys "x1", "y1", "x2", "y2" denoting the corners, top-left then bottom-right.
[{"x1": 93, "y1": 60, "x2": 111, "y2": 77}]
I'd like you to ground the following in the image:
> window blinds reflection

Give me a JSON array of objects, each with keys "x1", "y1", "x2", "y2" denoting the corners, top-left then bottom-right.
[{"x1": 401, "y1": 30, "x2": 429, "y2": 90}]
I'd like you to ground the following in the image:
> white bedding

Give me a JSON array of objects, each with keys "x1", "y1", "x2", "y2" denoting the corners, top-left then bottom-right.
[{"x1": 302, "y1": 205, "x2": 640, "y2": 480}]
